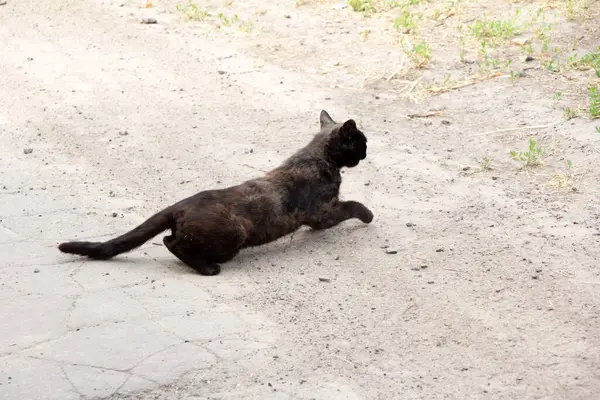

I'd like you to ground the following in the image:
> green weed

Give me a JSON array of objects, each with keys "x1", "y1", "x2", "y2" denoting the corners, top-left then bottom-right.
[
  {"x1": 348, "y1": 0, "x2": 373, "y2": 12},
  {"x1": 552, "y1": 91, "x2": 562, "y2": 102},
  {"x1": 568, "y1": 49, "x2": 600, "y2": 78},
  {"x1": 510, "y1": 138, "x2": 543, "y2": 167},
  {"x1": 480, "y1": 157, "x2": 492, "y2": 170},
  {"x1": 543, "y1": 59, "x2": 560, "y2": 73},
  {"x1": 393, "y1": 9, "x2": 421, "y2": 33},
  {"x1": 563, "y1": 107, "x2": 578, "y2": 120},
  {"x1": 218, "y1": 12, "x2": 231, "y2": 26},
  {"x1": 403, "y1": 40, "x2": 432, "y2": 68},
  {"x1": 176, "y1": 0, "x2": 209, "y2": 21},
  {"x1": 588, "y1": 87, "x2": 600, "y2": 119},
  {"x1": 469, "y1": 13, "x2": 520, "y2": 45}
]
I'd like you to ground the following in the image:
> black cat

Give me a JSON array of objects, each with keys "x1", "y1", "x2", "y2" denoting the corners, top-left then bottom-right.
[{"x1": 58, "y1": 110, "x2": 373, "y2": 275}]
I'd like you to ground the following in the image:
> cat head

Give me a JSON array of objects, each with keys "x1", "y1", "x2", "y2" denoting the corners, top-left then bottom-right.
[{"x1": 319, "y1": 110, "x2": 368, "y2": 168}]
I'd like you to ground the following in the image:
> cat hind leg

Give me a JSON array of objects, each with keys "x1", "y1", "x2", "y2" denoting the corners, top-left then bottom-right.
[{"x1": 163, "y1": 234, "x2": 221, "y2": 276}]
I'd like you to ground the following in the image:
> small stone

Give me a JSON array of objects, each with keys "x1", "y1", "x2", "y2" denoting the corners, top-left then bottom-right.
[
  {"x1": 525, "y1": 55, "x2": 535, "y2": 62},
  {"x1": 420, "y1": 265, "x2": 428, "y2": 270},
  {"x1": 33, "y1": 268, "x2": 40, "y2": 273},
  {"x1": 492, "y1": 176, "x2": 499, "y2": 180},
  {"x1": 112, "y1": 212, "x2": 118, "y2": 217},
  {"x1": 384, "y1": 249, "x2": 398, "y2": 254},
  {"x1": 531, "y1": 275, "x2": 539, "y2": 280},
  {"x1": 108, "y1": 191, "x2": 116, "y2": 197},
  {"x1": 23, "y1": 148, "x2": 33, "y2": 154},
  {"x1": 405, "y1": 222, "x2": 416, "y2": 227},
  {"x1": 436, "y1": 248, "x2": 444, "y2": 252},
  {"x1": 441, "y1": 120, "x2": 451, "y2": 125},
  {"x1": 511, "y1": 36, "x2": 532, "y2": 46},
  {"x1": 318, "y1": 277, "x2": 331, "y2": 282},
  {"x1": 217, "y1": 70, "x2": 226, "y2": 75},
  {"x1": 140, "y1": 18, "x2": 157, "y2": 24},
  {"x1": 535, "y1": 268, "x2": 542, "y2": 273},
  {"x1": 462, "y1": 166, "x2": 471, "y2": 171},
  {"x1": 284, "y1": 15, "x2": 291, "y2": 19},
  {"x1": 427, "y1": 281, "x2": 434, "y2": 284},
  {"x1": 334, "y1": 255, "x2": 339, "y2": 260},
  {"x1": 119, "y1": 130, "x2": 128, "y2": 136},
  {"x1": 0, "y1": 1, "x2": 7, "y2": 6}
]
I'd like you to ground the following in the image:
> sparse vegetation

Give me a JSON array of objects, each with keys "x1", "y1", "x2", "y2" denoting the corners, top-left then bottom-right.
[
  {"x1": 480, "y1": 157, "x2": 492, "y2": 170},
  {"x1": 469, "y1": 13, "x2": 521, "y2": 45},
  {"x1": 568, "y1": 49, "x2": 600, "y2": 78},
  {"x1": 510, "y1": 138, "x2": 543, "y2": 168},
  {"x1": 563, "y1": 107, "x2": 578, "y2": 120},
  {"x1": 359, "y1": 29, "x2": 371, "y2": 40},
  {"x1": 548, "y1": 159, "x2": 576, "y2": 192},
  {"x1": 402, "y1": 39, "x2": 432, "y2": 68},
  {"x1": 552, "y1": 91, "x2": 562, "y2": 102},
  {"x1": 588, "y1": 87, "x2": 600, "y2": 119},
  {"x1": 393, "y1": 8, "x2": 421, "y2": 33},
  {"x1": 176, "y1": 0, "x2": 209, "y2": 21},
  {"x1": 565, "y1": 0, "x2": 590, "y2": 21},
  {"x1": 348, "y1": 0, "x2": 373, "y2": 12},
  {"x1": 176, "y1": 2, "x2": 252, "y2": 32}
]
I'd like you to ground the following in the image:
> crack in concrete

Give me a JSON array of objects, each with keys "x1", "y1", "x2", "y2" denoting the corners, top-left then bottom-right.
[{"x1": 59, "y1": 364, "x2": 86, "y2": 400}]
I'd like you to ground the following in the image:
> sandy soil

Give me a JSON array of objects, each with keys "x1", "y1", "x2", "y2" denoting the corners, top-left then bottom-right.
[{"x1": 1, "y1": 0, "x2": 599, "y2": 399}]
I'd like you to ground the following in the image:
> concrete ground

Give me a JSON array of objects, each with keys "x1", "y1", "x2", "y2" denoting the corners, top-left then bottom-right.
[{"x1": 1, "y1": 0, "x2": 599, "y2": 399}]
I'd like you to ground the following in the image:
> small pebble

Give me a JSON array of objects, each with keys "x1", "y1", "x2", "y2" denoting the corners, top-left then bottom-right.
[
  {"x1": 405, "y1": 222, "x2": 416, "y2": 227},
  {"x1": 140, "y1": 18, "x2": 157, "y2": 24},
  {"x1": 385, "y1": 249, "x2": 398, "y2": 254},
  {"x1": 318, "y1": 277, "x2": 331, "y2": 282},
  {"x1": 441, "y1": 120, "x2": 451, "y2": 125},
  {"x1": 531, "y1": 275, "x2": 539, "y2": 280},
  {"x1": 23, "y1": 148, "x2": 33, "y2": 154},
  {"x1": 427, "y1": 281, "x2": 434, "y2": 284},
  {"x1": 112, "y1": 212, "x2": 118, "y2": 218},
  {"x1": 119, "y1": 130, "x2": 128, "y2": 136},
  {"x1": 34, "y1": 268, "x2": 40, "y2": 273},
  {"x1": 436, "y1": 248, "x2": 444, "y2": 252},
  {"x1": 525, "y1": 55, "x2": 534, "y2": 62}
]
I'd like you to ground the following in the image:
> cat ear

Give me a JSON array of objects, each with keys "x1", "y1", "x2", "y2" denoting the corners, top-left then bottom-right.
[
  {"x1": 341, "y1": 119, "x2": 357, "y2": 132},
  {"x1": 320, "y1": 110, "x2": 335, "y2": 128}
]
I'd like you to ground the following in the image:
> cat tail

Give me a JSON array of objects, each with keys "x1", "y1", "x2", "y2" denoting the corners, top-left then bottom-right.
[{"x1": 57, "y1": 208, "x2": 174, "y2": 260}]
